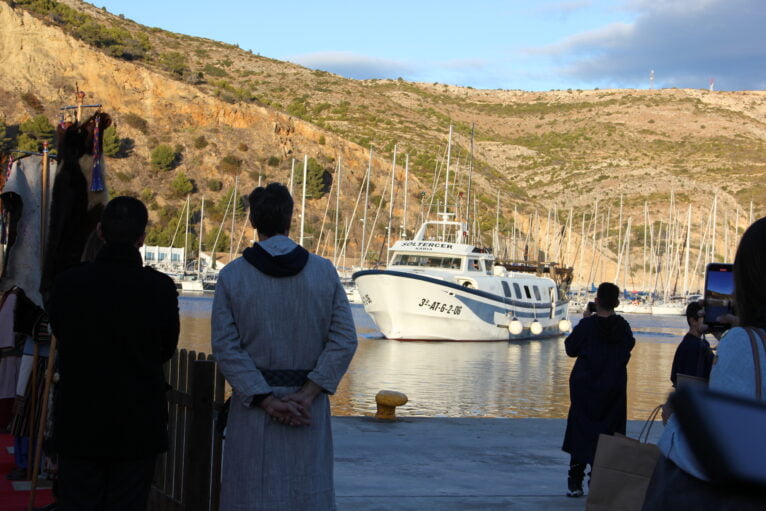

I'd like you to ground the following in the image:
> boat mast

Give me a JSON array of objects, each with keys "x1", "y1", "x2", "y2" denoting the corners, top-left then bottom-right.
[
  {"x1": 682, "y1": 204, "x2": 691, "y2": 296},
  {"x1": 229, "y1": 175, "x2": 238, "y2": 260},
  {"x1": 300, "y1": 155, "x2": 307, "y2": 247},
  {"x1": 711, "y1": 192, "x2": 717, "y2": 262},
  {"x1": 402, "y1": 154, "x2": 409, "y2": 238},
  {"x1": 386, "y1": 144, "x2": 397, "y2": 255},
  {"x1": 197, "y1": 197, "x2": 204, "y2": 274},
  {"x1": 361, "y1": 147, "x2": 372, "y2": 267},
  {"x1": 334, "y1": 157, "x2": 341, "y2": 266},
  {"x1": 184, "y1": 194, "x2": 190, "y2": 272}
]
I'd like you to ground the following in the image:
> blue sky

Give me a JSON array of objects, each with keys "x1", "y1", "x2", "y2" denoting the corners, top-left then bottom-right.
[{"x1": 96, "y1": 0, "x2": 765, "y2": 91}]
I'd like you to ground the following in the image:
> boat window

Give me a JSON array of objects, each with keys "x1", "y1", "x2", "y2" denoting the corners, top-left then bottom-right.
[
  {"x1": 513, "y1": 283, "x2": 522, "y2": 299},
  {"x1": 501, "y1": 281, "x2": 512, "y2": 298},
  {"x1": 391, "y1": 254, "x2": 462, "y2": 269},
  {"x1": 533, "y1": 286, "x2": 541, "y2": 301},
  {"x1": 468, "y1": 259, "x2": 481, "y2": 272},
  {"x1": 524, "y1": 285, "x2": 531, "y2": 299}
]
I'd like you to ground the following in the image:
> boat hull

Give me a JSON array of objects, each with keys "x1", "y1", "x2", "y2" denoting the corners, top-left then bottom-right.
[{"x1": 353, "y1": 270, "x2": 569, "y2": 341}]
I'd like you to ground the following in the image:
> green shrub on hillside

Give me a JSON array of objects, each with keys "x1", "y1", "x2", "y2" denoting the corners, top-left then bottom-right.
[
  {"x1": 194, "y1": 136, "x2": 208, "y2": 149},
  {"x1": 171, "y1": 172, "x2": 194, "y2": 197},
  {"x1": 102, "y1": 125, "x2": 121, "y2": 157},
  {"x1": 219, "y1": 155, "x2": 242, "y2": 175},
  {"x1": 207, "y1": 179, "x2": 223, "y2": 191},
  {"x1": 203, "y1": 64, "x2": 228, "y2": 78},
  {"x1": 160, "y1": 52, "x2": 189, "y2": 76},
  {"x1": 267, "y1": 156, "x2": 280, "y2": 167},
  {"x1": 151, "y1": 144, "x2": 177, "y2": 171}
]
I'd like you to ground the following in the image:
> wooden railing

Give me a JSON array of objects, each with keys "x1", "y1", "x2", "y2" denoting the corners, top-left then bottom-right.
[{"x1": 149, "y1": 349, "x2": 226, "y2": 511}]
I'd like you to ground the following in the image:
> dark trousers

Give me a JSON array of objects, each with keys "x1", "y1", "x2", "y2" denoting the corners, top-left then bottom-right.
[{"x1": 58, "y1": 455, "x2": 156, "y2": 511}]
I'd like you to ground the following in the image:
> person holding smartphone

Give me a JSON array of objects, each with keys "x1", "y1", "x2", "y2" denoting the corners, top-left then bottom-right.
[
  {"x1": 643, "y1": 217, "x2": 766, "y2": 509},
  {"x1": 670, "y1": 301, "x2": 714, "y2": 387}
]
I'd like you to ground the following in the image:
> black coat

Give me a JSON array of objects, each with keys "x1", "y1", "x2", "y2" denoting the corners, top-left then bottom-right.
[
  {"x1": 670, "y1": 333, "x2": 713, "y2": 386},
  {"x1": 562, "y1": 314, "x2": 635, "y2": 464},
  {"x1": 49, "y1": 242, "x2": 179, "y2": 459}
]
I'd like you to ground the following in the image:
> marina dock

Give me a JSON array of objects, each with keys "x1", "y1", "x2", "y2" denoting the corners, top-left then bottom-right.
[{"x1": 334, "y1": 417, "x2": 664, "y2": 510}]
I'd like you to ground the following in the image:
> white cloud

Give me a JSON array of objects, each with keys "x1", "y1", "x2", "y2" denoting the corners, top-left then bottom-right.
[{"x1": 530, "y1": 0, "x2": 766, "y2": 90}]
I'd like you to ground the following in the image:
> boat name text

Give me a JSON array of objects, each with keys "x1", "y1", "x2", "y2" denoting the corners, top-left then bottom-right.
[
  {"x1": 400, "y1": 241, "x2": 455, "y2": 251},
  {"x1": 418, "y1": 298, "x2": 463, "y2": 315}
]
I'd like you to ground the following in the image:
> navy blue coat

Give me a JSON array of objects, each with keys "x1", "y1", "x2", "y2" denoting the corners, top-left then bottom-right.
[
  {"x1": 670, "y1": 333, "x2": 713, "y2": 386},
  {"x1": 562, "y1": 314, "x2": 635, "y2": 464},
  {"x1": 49, "y1": 242, "x2": 179, "y2": 459}
]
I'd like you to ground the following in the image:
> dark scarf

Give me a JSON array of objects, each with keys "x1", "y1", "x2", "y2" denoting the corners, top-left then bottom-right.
[{"x1": 242, "y1": 242, "x2": 308, "y2": 277}]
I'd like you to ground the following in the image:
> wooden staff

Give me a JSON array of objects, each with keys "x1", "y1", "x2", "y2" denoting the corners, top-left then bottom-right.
[
  {"x1": 28, "y1": 139, "x2": 54, "y2": 509},
  {"x1": 25, "y1": 144, "x2": 49, "y2": 480},
  {"x1": 27, "y1": 336, "x2": 57, "y2": 511}
]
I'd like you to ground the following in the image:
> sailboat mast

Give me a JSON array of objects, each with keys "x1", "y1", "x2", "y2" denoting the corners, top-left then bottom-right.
[
  {"x1": 403, "y1": 154, "x2": 409, "y2": 238},
  {"x1": 361, "y1": 147, "x2": 372, "y2": 267},
  {"x1": 230, "y1": 175, "x2": 238, "y2": 260},
  {"x1": 184, "y1": 195, "x2": 190, "y2": 271},
  {"x1": 386, "y1": 144, "x2": 397, "y2": 254},
  {"x1": 300, "y1": 155, "x2": 307, "y2": 247},
  {"x1": 444, "y1": 125, "x2": 453, "y2": 217},
  {"x1": 711, "y1": 192, "x2": 717, "y2": 262},
  {"x1": 683, "y1": 204, "x2": 691, "y2": 296},
  {"x1": 334, "y1": 157, "x2": 341, "y2": 266},
  {"x1": 198, "y1": 197, "x2": 205, "y2": 274}
]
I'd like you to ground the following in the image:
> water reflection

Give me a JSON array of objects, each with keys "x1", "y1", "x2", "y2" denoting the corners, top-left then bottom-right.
[{"x1": 179, "y1": 294, "x2": 685, "y2": 420}]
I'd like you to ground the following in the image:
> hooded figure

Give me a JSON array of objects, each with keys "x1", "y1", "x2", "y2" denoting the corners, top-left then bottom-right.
[
  {"x1": 212, "y1": 183, "x2": 356, "y2": 511},
  {"x1": 562, "y1": 282, "x2": 635, "y2": 497}
]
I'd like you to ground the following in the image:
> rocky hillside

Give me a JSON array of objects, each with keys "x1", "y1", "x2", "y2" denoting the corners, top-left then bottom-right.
[{"x1": 2, "y1": 0, "x2": 765, "y2": 289}]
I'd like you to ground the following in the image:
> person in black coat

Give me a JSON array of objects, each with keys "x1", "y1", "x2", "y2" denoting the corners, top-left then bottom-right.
[
  {"x1": 670, "y1": 301, "x2": 714, "y2": 386},
  {"x1": 48, "y1": 196, "x2": 179, "y2": 511},
  {"x1": 562, "y1": 282, "x2": 635, "y2": 497}
]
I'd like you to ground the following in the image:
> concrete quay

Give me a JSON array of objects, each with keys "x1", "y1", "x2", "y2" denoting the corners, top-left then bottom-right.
[{"x1": 333, "y1": 417, "x2": 664, "y2": 510}]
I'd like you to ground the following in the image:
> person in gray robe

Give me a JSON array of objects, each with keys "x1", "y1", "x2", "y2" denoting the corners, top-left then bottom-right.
[{"x1": 212, "y1": 182, "x2": 357, "y2": 511}]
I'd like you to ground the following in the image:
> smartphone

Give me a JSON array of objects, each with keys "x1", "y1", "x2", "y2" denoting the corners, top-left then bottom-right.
[{"x1": 704, "y1": 263, "x2": 734, "y2": 330}]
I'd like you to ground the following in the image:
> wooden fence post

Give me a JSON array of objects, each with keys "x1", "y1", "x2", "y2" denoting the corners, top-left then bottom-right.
[{"x1": 183, "y1": 359, "x2": 215, "y2": 511}]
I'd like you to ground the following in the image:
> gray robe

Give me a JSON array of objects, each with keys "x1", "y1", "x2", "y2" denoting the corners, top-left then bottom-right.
[{"x1": 212, "y1": 235, "x2": 357, "y2": 511}]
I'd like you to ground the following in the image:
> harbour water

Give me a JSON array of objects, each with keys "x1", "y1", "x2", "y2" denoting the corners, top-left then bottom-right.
[{"x1": 179, "y1": 294, "x2": 686, "y2": 420}]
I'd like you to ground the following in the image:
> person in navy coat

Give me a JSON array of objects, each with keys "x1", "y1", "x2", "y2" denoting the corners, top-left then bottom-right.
[{"x1": 562, "y1": 282, "x2": 635, "y2": 497}]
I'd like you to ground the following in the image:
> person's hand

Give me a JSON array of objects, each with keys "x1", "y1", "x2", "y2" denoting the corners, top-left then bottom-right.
[
  {"x1": 711, "y1": 313, "x2": 740, "y2": 340},
  {"x1": 283, "y1": 380, "x2": 323, "y2": 422},
  {"x1": 259, "y1": 395, "x2": 310, "y2": 426}
]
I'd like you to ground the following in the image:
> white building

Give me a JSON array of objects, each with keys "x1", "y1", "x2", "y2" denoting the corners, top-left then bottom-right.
[{"x1": 140, "y1": 245, "x2": 186, "y2": 267}]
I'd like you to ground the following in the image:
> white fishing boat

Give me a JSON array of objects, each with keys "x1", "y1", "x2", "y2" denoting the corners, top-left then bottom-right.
[{"x1": 353, "y1": 219, "x2": 571, "y2": 341}]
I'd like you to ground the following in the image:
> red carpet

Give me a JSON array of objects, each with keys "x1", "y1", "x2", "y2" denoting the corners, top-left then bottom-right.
[{"x1": 0, "y1": 434, "x2": 53, "y2": 511}]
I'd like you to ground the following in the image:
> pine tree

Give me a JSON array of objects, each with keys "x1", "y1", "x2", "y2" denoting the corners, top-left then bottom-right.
[
  {"x1": 0, "y1": 120, "x2": 11, "y2": 154},
  {"x1": 17, "y1": 114, "x2": 54, "y2": 151},
  {"x1": 295, "y1": 157, "x2": 328, "y2": 199},
  {"x1": 102, "y1": 125, "x2": 121, "y2": 157}
]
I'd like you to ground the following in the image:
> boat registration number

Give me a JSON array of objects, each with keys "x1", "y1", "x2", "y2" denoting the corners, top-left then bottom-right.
[{"x1": 418, "y1": 298, "x2": 463, "y2": 315}]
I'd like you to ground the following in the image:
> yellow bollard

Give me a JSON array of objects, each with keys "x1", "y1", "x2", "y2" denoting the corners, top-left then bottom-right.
[{"x1": 375, "y1": 390, "x2": 408, "y2": 420}]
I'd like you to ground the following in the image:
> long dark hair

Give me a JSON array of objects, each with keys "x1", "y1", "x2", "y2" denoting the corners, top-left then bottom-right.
[{"x1": 734, "y1": 217, "x2": 766, "y2": 327}]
